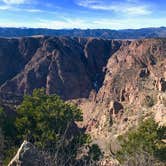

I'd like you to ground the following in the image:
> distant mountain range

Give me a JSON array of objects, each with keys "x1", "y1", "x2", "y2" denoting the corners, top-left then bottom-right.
[{"x1": 0, "y1": 27, "x2": 166, "y2": 39}]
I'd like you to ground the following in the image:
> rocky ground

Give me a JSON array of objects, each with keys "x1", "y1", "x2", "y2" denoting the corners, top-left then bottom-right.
[{"x1": 0, "y1": 36, "x2": 166, "y2": 165}]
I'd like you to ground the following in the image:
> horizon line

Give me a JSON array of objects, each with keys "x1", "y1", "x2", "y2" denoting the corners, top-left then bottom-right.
[{"x1": 0, "y1": 26, "x2": 165, "y2": 31}]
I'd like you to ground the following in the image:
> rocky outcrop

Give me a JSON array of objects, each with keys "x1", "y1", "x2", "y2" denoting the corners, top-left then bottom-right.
[
  {"x1": 96, "y1": 39, "x2": 166, "y2": 104},
  {"x1": 8, "y1": 141, "x2": 53, "y2": 166},
  {"x1": 77, "y1": 39, "x2": 166, "y2": 154},
  {"x1": 1, "y1": 37, "x2": 166, "y2": 159},
  {"x1": 154, "y1": 93, "x2": 166, "y2": 126},
  {"x1": 0, "y1": 36, "x2": 122, "y2": 100},
  {"x1": 154, "y1": 105, "x2": 166, "y2": 126},
  {"x1": 158, "y1": 78, "x2": 166, "y2": 92},
  {"x1": 1, "y1": 37, "x2": 166, "y2": 123},
  {"x1": 0, "y1": 37, "x2": 40, "y2": 85}
]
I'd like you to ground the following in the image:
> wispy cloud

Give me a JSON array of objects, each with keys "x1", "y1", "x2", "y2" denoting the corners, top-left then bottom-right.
[
  {"x1": 92, "y1": 17, "x2": 166, "y2": 29},
  {"x1": 0, "y1": 0, "x2": 164, "y2": 30},
  {"x1": 0, "y1": 16, "x2": 166, "y2": 29},
  {"x1": 0, "y1": 1, "x2": 47, "y2": 13},
  {"x1": 24, "y1": 16, "x2": 166, "y2": 29},
  {"x1": 22, "y1": 8, "x2": 43, "y2": 13},
  {"x1": 37, "y1": 18, "x2": 91, "y2": 29},
  {"x1": 0, "y1": 1, "x2": 59, "y2": 13},
  {"x1": 0, "y1": 5, "x2": 43, "y2": 13},
  {"x1": 76, "y1": 0, "x2": 152, "y2": 15},
  {"x1": 0, "y1": 5, "x2": 11, "y2": 10},
  {"x1": 2, "y1": 0, "x2": 26, "y2": 5}
]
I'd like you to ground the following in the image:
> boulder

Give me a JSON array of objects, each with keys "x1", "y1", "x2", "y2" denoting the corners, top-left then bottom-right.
[{"x1": 8, "y1": 141, "x2": 53, "y2": 166}]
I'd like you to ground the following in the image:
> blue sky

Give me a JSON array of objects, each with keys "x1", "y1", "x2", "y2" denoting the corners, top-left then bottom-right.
[{"x1": 0, "y1": 0, "x2": 165, "y2": 29}]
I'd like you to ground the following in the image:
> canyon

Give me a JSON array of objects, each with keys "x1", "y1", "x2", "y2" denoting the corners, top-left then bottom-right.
[{"x1": 0, "y1": 36, "x2": 166, "y2": 165}]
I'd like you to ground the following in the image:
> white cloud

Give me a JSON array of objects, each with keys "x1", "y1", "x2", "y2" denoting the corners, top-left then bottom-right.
[
  {"x1": 0, "y1": 4, "x2": 43, "y2": 13},
  {"x1": 0, "y1": 16, "x2": 166, "y2": 29},
  {"x1": 23, "y1": 9, "x2": 43, "y2": 13},
  {"x1": 2, "y1": 0, "x2": 26, "y2": 5},
  {"x1": 32, "y1": 17, "x2": 166, "y2": 29},
  {"x1": 77, "y1": 0, "x2": 152, "y2": 15},
  {"x1": 0, "y1": 18, "x2": 91, "y2": 29},
  {"x1": 37, "y1": 18, "x2": 92, "y2": 29},
  {"x1": 92, "y1": 18, "x2": 166, "y2": 29},
  {"x1": 122, "y1": 6, "x2": 151, "y2": 15},
  {"x1": 0, "y1": 5, "x2": 11, "y2": 10}
]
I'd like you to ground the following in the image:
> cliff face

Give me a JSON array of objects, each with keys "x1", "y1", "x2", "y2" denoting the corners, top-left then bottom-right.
[
  {"x1": 88, "y1": 38, "x2": 166, "y2": 134},
  {"x1": 1, "y1": 37, "x2": 166, "y2": 104},
  {"x1": 0, "y1": 36, "x2": 122, "y2": 100},
  {"x1": 97, "y1": 39, "x2": 166, "y2": 103},
  {"x1": 0, "y1": 37, "x2": 166, "y2": 153},
  {"x1": 1, "y1": 36, "x2": 166, "y2": 109},
  {"x1": 73, "y1": 38, "x2": 166, "y2": 153},
  {"x1": 0, "y1": 37, "x2": 40, "y2": 85}
]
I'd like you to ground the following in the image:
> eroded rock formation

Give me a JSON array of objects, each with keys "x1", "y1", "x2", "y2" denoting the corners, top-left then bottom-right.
[
  {"x1": 0, "y1": 36, "x2": 122, "y2": 100},
  {"x1": 0, "y1": 36, "x2": 166, "y2": 160}
]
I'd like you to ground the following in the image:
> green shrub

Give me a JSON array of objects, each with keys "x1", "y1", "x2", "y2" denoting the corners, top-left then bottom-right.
[
  {"x1": 116, "y1": 118, "x2": 166, "y2": 165},
  {"x1": 0, "y1": 128, "x2": 4, "y2": 161},
  {"x1": 88, "y1": 144, "x2": 102, "y2": 161},
  {"x1": 0, "y1": 106, "x2": 17, "y2": 165},
  {"x1": 15, "y1": 89, "x2": 83, "y2": 147},
  {"x1": 0, "y1": 89, "x2": 101, "y2": 165},
  {"x1": 15, "y1": 89, "x2": 88, "y2": 163},
  {"x1": 0, "y1": 107, "x2": 16, "y2": 139}
]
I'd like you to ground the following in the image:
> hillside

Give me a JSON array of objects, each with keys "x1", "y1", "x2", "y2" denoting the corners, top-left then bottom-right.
[{"x1": 0, "y1": 36, "x2": 166, "y2": 165}]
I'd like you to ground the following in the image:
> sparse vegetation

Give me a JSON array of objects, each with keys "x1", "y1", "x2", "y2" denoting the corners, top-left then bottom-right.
[
  {"x1": 0, "y1": 106, "x2": 17, "y2": 165},
  {"x1": 0, "y1": 89, "x2": 102, "y2": 165},
  {"x1": 0, "y1": 127, "x2": 4, "y2": 162},
  {"x1": 88, "y1": 144, "x2": 102, "y2": 161},
  {"x1": 116, "y1": 118, "x2": 166, "y2": 166}
]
